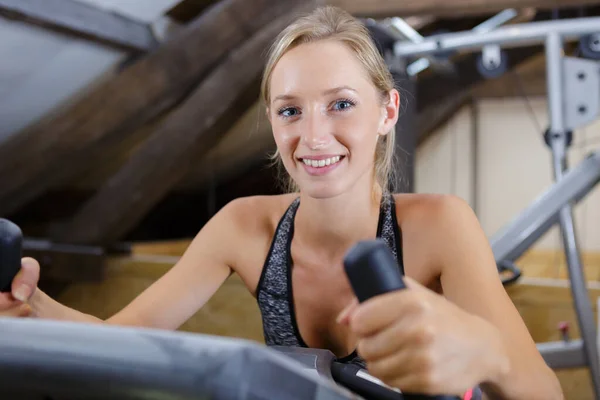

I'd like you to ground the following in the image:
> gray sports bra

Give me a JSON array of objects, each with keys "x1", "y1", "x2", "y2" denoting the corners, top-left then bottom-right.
[{"x1": 255, "y1": 194, "x2": 404, "y2": 367}]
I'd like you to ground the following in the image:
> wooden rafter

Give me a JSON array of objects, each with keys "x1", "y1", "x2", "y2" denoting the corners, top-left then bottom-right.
[
  {"x1": 0, "y1": 0, "x2": 157, "y2": 52},
  {"x1": 0, "y1": 0, "x2": 311, "y2": 217},
  {"x1": 328, "y1": 0, "x2": 600, "y2": 18},
  {"x1": 53, "y1": 2, "x2": 315, "y2": 245}
]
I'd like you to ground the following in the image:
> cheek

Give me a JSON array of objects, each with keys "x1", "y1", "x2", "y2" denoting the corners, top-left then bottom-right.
[
  {"x1": 338, "y1": 114, "x2": 380, "y2": 153},
  {"x1": 272, "y1": 124, "x2": 300, "y2": 160}
]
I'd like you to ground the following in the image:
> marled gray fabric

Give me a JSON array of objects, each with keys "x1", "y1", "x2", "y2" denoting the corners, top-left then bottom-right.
[{"x1": 256, "y1": 194, "x2": 403, "y2": 368}]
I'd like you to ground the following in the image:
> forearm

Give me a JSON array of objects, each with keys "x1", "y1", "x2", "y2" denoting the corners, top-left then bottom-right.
[
  {"x1": 481, "y1": 338, "x2": 563, "y2": 400},
  {"x1": 29, "y1": 288, "x2": 104, "y2": 324}
]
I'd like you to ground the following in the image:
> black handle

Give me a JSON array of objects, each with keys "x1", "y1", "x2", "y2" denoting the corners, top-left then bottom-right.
[
  {"x1": 343, "y1": 239, "x2": 460, "y2": 400},
  {"x1": 497, "y1": 260, "x2": 522, "y2": 286},
  {"x1": 0, "y1": 218, "x2": 23, "y2": 293}
]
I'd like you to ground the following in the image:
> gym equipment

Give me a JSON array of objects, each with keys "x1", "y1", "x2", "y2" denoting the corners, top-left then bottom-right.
[
  {"x1": 390, "y1": 15, "x2": 600, "y2": 399},
  {"x1": 375, "y1": 9, "x2": 519, "y2": 77},
  {"x1": 0, "y1": 218, "x2": 22, "y2": 292},
  {"x1": 0, "y1": 219, "x2": 463, "y2": 400}
]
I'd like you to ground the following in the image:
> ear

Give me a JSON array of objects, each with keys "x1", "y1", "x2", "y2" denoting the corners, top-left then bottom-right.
[
  {"x1": 378, "y1": 88, "x2": 400, "y2": 136},
  {"x1": 265, "y1": 106, "x2": 272, "y2": 124}
]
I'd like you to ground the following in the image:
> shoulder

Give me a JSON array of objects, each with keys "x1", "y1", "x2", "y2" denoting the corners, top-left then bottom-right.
[
  {"x1": 392, "y1": 193, "x2": 477, "y2": 230},
  {"x1": 197, "y1": 193, "x2": 299, "y2": 288},
  {"x1": 218, "y1": 193, "x2": 299, "y2": 232},
  {"x1": 391, "y1": 193, "x2": 487, "y2": 279}
]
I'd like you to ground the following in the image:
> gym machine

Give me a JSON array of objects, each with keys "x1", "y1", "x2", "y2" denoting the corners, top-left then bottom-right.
[
  {"x1": 1, "y1": 219, "x2": 469, "y2": 400},
  {"x1": 387, "y1": 14, "x2": 600, "y2": 399}
]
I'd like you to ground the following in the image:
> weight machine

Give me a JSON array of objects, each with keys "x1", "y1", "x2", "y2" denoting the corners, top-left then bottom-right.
[{"x1": 378, "y1": 13, "x2": 600, "y2": 399}]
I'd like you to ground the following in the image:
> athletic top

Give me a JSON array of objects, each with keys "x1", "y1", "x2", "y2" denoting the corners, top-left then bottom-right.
[{"x1": 255, "y1": 193, "x2": 404, "y2": 367}]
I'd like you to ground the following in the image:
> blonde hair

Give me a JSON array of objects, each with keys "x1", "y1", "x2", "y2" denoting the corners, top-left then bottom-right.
[{"x1": 260, "y1": 6, "x2": 398, "y2": 194}]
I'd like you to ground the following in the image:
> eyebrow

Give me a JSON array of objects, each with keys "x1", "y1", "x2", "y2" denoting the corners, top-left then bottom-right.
[{"x1": 272, "y1": 86, "x2": 358, "y2": 103}]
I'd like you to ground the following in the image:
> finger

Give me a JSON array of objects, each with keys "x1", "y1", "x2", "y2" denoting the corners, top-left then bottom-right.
[
  {"x1": 336, "y1": 298, "x2": 359, "y2": 325},
  {"x1": 0, "y1": 303, "x2": 32, "y2": 318},
  {"x1": 11, "y1": 257, "x2": 40, "y2": 302},
  {"x1": 350, "y1": 291, "x2": 423, "y2": 337},
  {"x1": 0, "y1": 292, "x2": 21, "y2": 308},
  {"x1": 14, "y1": 303, "x2": 32, "y2": 317},
  {"x1": 357, "y1": 316, "x2": 431, "y2": 362},
  {"x1": 367, "y1": 347, "x2": 430, "y2": 386}
]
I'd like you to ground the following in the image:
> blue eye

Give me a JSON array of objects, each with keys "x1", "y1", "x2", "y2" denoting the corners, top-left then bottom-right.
[
  {"x1": 278, "y1": 107, "x2": 300, "y2": 118},
  {"x1": 333, "y1": 99, "x2": 355, "y2": 111}
]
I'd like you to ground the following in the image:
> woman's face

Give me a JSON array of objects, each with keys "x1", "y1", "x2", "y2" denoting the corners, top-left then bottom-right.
[{"x1": 268, "y1": 39, "x2": 399, "y2": 199}]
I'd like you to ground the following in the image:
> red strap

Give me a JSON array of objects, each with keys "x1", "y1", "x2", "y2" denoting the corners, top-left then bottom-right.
[{"x1": 463, "y1": 388, "x2": 474, "y2": 400}]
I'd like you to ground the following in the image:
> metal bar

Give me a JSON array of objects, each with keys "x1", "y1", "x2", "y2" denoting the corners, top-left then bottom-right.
[
  {"x1": 394, "y1": 17, "x2": 600, "y2": 58},
  {"x1": 471, "y1": 9, "x2": 519, "y2": 33},
  {"x1": 398, "y1": 8, "x2": 519, "y2": 76},
  {"x1": 538, "y1": 340, "x2": 586, "y2": 369},
  {"x1": 0, "y1": 0, "x2": 157, "y2": 53},
  {"x1": 489, "y1": 151, "x2": 600, "y2": 262},
  {"x1": 547, "y1": 33, "x2": 567, "y2": 139},
  {"x1": 546, "y1": 34, "x2": 600, "y2": 398}
]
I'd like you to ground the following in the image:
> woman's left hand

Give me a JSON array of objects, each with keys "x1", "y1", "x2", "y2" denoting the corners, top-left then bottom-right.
[{"x1": 337, "y1": 277, "x2": 510, "y2": 396}]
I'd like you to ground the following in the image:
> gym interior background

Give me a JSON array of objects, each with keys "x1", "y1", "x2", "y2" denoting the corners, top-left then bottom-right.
[{"x1": 1, "y1": 0, "x2": 599, "y2": 399}]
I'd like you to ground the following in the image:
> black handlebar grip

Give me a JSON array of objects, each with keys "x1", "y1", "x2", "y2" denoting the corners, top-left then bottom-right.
[
  {"x1": 0, "y1": 218, "x2": 23, "y2": 293},
  {"x1": 343, "y1": 239, "x2": 405, "y2": 302},
  {"x1": 343, "y1": 239, "x2": 460, "y2": 400}
]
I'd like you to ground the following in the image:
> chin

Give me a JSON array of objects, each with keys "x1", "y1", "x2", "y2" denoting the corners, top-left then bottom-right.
[{"x1": 297, "y1": 180, "x2": 348, "y2": 199}]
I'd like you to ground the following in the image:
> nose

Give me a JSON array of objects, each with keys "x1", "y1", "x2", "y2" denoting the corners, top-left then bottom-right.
[{"x1": 301, "y1": 111, "x2": 331, "y2": 150}]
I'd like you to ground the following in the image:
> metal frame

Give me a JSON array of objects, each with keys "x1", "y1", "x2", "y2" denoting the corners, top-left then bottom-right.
[{"x1": 389, "y1": 15, "x2": 600, "y2": 399}]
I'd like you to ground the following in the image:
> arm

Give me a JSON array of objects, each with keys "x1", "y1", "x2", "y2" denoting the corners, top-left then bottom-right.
[
  {"x1": 21, "y1": 197, "x2": 249, "y2": 330},
  {"x1": 428, "y1": 195, "x2": 562, "y2": 399},
  {"x1": 342, "y1": 194, "x2": 562, "y2": 399}
]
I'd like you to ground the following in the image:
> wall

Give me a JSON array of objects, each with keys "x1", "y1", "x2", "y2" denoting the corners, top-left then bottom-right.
[{"x1": 415, "y1": 96, "x2": 600, "y2": 254}]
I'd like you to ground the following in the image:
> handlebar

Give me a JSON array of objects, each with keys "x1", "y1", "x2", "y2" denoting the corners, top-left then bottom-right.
[
  {"x1": 0, "y1": 218, "x2": 22, "y2": 293},
  {"x1": 342, "y1": 240, "x2": 461, "y2": 400},
  {"x1": 0, "y1": 219, "x2": 466, "y2": 400}
]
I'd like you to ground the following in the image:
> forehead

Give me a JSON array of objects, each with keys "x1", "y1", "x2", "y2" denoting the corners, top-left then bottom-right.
[{"x1": 269, "y1": 39, "x2": 374, "y2": 99}]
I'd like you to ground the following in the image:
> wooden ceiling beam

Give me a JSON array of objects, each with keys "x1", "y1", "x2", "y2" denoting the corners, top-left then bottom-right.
[
  {"x1": 52, "y1": 2, "x2": 315, "y2": 245},
  {"x1": 0, "y1": 0, "x2": 310, "y2": 217},
  {"x1": 328, "y1": 0, "x2": 600, "y2": 18},
  {"x1": 0, "y1": 0, "x2": 157, "y2": 53}
]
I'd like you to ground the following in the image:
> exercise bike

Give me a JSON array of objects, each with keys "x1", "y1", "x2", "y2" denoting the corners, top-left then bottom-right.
[{"x1": 1, "y1": 218, "x2": 467, "y2": 400}]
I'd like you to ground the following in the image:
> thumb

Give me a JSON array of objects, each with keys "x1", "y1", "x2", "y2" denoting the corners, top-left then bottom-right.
[
  {"x1": 403, "y1": 276, "x2": 428, "y2": 292},
  {"x1": 12, "y1": 257, "x2": 40, "y2": 302}
]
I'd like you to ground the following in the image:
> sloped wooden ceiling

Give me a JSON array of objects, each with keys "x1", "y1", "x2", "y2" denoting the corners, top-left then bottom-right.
[{"x1": 3, "y1": 0, "x2": 600, "y2": 246}]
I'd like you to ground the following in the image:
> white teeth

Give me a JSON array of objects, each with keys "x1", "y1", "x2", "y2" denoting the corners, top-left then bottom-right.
[{"x1": 302, "y1": 156, "x2": 342, "y2": 168}]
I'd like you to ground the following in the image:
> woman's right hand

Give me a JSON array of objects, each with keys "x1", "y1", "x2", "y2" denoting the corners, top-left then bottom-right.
[{"x1": 0, "y1": 257, "x2": 40, "y2": 317}]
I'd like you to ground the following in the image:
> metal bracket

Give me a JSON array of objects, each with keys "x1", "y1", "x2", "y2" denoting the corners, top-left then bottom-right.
[{"x1": 564, "y1": 56, "x2": 600, "y2": 131}]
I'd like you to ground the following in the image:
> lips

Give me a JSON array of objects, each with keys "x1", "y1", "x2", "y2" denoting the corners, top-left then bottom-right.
[
  {"x1": 300, "y1": 155, "x2": 342, "y2": 168},
  {"x1": 297, "y1": 155, "x2": 345, "y2": 176}
]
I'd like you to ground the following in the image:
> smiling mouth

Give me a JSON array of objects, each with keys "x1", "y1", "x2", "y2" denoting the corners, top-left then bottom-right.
[{"x1": 299, "y1": 155, "x2": 345, "y2": 168}]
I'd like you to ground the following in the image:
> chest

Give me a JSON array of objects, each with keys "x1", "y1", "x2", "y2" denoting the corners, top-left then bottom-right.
[{"x1": 290, "y1": 251, "x2": 358, "y2": 357}]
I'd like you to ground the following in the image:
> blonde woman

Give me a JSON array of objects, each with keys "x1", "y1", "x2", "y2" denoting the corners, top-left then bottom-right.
[{"x1": 1, "y1": 6, "x2": 562, "y2": 399}]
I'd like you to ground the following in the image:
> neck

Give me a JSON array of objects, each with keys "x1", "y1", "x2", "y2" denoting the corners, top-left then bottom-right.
[{"x1": 294, "y1": 182, "x2": 384, "y2": 256}]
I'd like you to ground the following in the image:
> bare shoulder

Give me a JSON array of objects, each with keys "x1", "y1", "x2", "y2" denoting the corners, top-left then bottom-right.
[
  {"x1": 219, "y1": 193, "x2": 299, "y2": 236},
  {"x1": 391, "y1": 193, "x2": 487, "y2": 287},
  {"x1": 213, "y1": 193, "x2": 299, "y2": 292},
  {"x1": 392, "y1": 192, "x2": 475, "y2": 226}
]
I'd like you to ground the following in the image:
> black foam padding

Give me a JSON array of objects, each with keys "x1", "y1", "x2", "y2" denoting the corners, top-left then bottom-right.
[{"x1": 0, "y1": 219, "x2": 22, "y2": 293}]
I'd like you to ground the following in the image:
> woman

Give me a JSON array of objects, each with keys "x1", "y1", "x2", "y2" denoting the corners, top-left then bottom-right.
[{"x1": 0, "y1": 6, "x2": 561, "y2": 399}]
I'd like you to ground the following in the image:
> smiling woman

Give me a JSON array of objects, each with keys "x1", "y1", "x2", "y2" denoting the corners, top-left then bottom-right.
[
  {"x1": 1, "y1": 5, "x2": 563, "y2": 400},
  {"x1": 261, "y1": 12, "x2": 399, "y2": 197}
]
